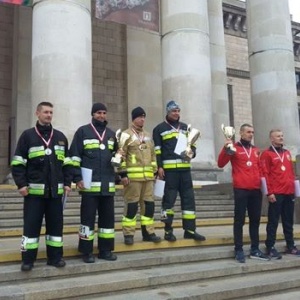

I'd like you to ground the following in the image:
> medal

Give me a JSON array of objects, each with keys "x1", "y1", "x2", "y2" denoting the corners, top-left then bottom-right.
[
  {"x1": 246, "y1": 161, "x2": 252, "y2": 167},
  {"x1": 239, "y1": 142, "x2": 253, "y2": 168},
  {"x1": 271, "y1": 145, "x2": 286, "y2": 172},
  {"x1": 45, "y1": 148, "x2": 52, "y2": 155},
  {"x1": 131, "y1": 127, "x2": 145, "y2": 150},
  {"x1": 35, "y1": 126, "x2": 54, "y2": 156},
  {"x1": 90, "y1": 123, "x2": 106, "y2": 151},
  {"x1": 139, "y1": 144, "x2": 147, "y2": 150}
]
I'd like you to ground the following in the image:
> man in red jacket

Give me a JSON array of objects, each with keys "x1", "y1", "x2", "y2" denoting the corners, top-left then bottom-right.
[
  {"x1": 218, "y1": 123, "x2": 269, "y2": 263},
  {"x1": 260, "y1": 129, "x2": 300, "y2": 259}
]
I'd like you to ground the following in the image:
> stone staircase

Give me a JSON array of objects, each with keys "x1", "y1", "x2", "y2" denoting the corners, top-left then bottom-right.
[{"x1": 1, "y1": 185, "x2": 300, "y2": 299}]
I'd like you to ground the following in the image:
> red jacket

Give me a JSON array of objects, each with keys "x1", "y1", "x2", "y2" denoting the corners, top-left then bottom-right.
[
  {"x1": 260, "y1": 146, "x2": 295, "y2": 195},
  {"x1": 218, "y1": 141, "x2": 261, "y2": 190}
]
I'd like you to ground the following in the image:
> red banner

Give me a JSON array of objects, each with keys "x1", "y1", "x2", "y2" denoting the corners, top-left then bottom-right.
[
  {"x1": 95, "y1": 0, "x2": 159, "y2": 32},
  {"x1": 0, "y1": 0, "x2": 31, "y2": 5}
]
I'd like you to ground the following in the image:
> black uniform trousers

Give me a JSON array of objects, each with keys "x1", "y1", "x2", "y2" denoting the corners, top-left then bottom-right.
[
  {"x1": 233, "y1": 188, "x2": 262, "y2": 252},
  {"x1": 162, "y1": 170, "x2": 196, "y2": 231},
  {"x1": 22, "y1": 196, "x2": 63, "y2": 264},
  {"x1": 78, "y1": 194, "x2": 115, "y2": 254},
  {"x1": 265, "y1": 194, "x2": 295, "y2": 249}
]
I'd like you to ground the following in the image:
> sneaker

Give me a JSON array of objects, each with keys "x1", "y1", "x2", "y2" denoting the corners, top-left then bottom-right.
[
  {"x1": 235, "y1": 250, "x2": 245, "y2": 263},
  {"x1": 98, "y1": 251, "x2": 117, "y2": 261},
  {"x1": 286, "y1": 246, "x2": 300, "y2": 256},
  {"x1": 124, "y1": 235, "x2": 134, "y2": 245},
  {"x1": 267, "y1": 247, "x2": 282, "y2": 260},
  {"x1": 142, "y1": 233, "x2": 161, "y2": 243},
  {"x1": 250, "y1": 249, "x2": 270, "y2": 261},
  {"x1": 21, "y1": 262, "x2": 33, "y2": 271},
  {"x1": 47, "y1": 259, "x2": 66, "y2": 268},
  {"x1": 82, "y1": 253, "x2": 95, "y2": 263},
  {"x1": 164, "y1": 231, "x2": 177, "y2": 242},
  {"x1": 184, "y1": 230, "x2": 206, "y2": 241}
]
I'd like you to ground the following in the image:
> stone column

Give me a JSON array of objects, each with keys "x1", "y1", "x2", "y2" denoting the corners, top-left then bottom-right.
[
  {"x1": 31, "y1": 0, "x2": 92, "y2": 140},
  {"x1": 161, "y1": 0, "x2": 215, "y2": 166},
  {"x1": 208, "y1": 0, "x2": 230, "y2": 157},
  {"x1": 247, "y1": 0, "x2": 300, "y2": 154}
]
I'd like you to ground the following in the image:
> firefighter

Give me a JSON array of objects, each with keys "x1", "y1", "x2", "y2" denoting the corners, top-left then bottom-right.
[
  {"x1": 11, "y1": 101, "x2": 73, "y2": 271},
  {"x1": 69, "y1": 102, "x2": 118, "y2": 263},
  {"x1": 119, "y1": 107, "x2": 161, "y2": 245},
  {"x1": 152, "y1": 100, "x2": 206, "y2": 242}
]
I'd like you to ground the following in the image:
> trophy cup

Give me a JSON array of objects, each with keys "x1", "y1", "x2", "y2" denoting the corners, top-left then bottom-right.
[
  {"x1": 221, "y1": 124, "x2": 236, "y2": 155},
  {"x1": 181, "y1": 124, "x2": 201, "y2": 162},
  {"x1": 111, "y1": 129, "x2": 130, "y2": 167}
]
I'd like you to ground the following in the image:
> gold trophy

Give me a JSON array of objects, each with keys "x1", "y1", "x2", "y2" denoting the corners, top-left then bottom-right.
[
  {"x1": 111, "y1": 129, "x2": 130, "y2": 167},
  {"x1": 221, "y1": 124, "x2": 236, "y2": 155},
  {"x1": 181, "y1": 124, "x2": 201, "y2": 162}
]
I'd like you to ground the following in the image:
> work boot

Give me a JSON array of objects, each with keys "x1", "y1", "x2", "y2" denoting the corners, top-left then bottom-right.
[
  {"x1": 164, "y1": 231, "x2": 177, "y2": 242},
  {"x1": 21, "y1": 262, "x2": 33, "y2": 272},
  {"x1": 184, "y1": 230, "x2": 206, "y2": 241},
  {"x1": 124, "y1": 235, "x2": 134, "y2": 245},
  {"x1": 143, "y1": 233, "x2": 161, "y2": 243},
  {"x1": 82, "y1": 253, "x2": 95, "y2": 263},
  {"x1": 47, "y1": 258, "x2": 66, "y2": 268},
  {"x1": 98, "y1": 251, "x2": 117, "y2": 261}
]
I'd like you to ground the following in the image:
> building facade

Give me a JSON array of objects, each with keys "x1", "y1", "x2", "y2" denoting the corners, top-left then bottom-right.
[{"x1": 0, "y1": 0, "x2": 300, "y2": 183}]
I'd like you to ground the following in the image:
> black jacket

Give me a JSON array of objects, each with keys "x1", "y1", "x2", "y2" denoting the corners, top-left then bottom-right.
[
  {"x1": 11, "y1": 123, "x2": 73, "y2": 198},
  {"x1": 69, "y1": 119, "x2": 118, "y2": 196}
]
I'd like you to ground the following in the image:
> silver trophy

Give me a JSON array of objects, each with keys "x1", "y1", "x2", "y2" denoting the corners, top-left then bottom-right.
[
  {"x1": 111, "y1": 129, "x2": 130, "y2": 167},
  {"x1": 221, "y1": 124, "x2": 236, "y2": 155},
  {"x1": 181, "y1": 124, "x2": 201, "y2": 162}
]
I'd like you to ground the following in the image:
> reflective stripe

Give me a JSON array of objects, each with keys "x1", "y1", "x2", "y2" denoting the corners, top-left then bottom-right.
[
  {"x1": 79, "y1": 224, "x2": 95, "y2": 240},
  {"x1": 28, "y1": 146, "x2": 46, "y2": 159},
  {"x1": 128, "y1": 172, "x2": 154, "y2": 179},
  {"x1": 122, "y1": 216, "x2": 136, "y2": 227},
  {"x1": 182, "y1": 210, "x2": 196, "y2": 220},
  {"x1": 11, "y1": 155, "x2": 27, "y2": 166},
  {"x1": 28, "y1": 183, "x2": 45, "y2": 195},
  {"x1": 81, "y1": 182, "x2": 101, "y2": 192},
  {"x1": 98, "y1": 228, "x2": 115, "y2": 239},
  {"x1": 83, "y1": 139, "x2": 99, "y2": 149},
  {"x1": 58, "y1": 183, "x2": 64, "y2": 195},
  {"x1": 166, "y1": 209, "x2": 174, "y2": 216},
  {"x1": 54, "y1": 145, "x2": 65, "y2": 151},
  {"x1": 162, "y1": 159, "x2": 191, "y2": 169},
  {"x1": 21, "y1": 236, "x2": 39, "y2": 251},
  {"x1": 72, "y1": 156, "x2": 81, "y2": 167},
  {"x1": 140, "y1": 215, "x2": 154, "y2": 226},
  {"x1": 155, "y1": 149, "x2": 161, "y2": 155},
  {"x1": 162, "y1": 132, "x2": 178, "y2": 140},
  {"x1": 108, "y1": 140, "x2": 114, "y2": 150},
  {"x1": 45, "y1": 235, "x2": 63, "y2": 247},
  {"x1": 63, "y1": 157, "x2": 73, "y2": 166},
  {"x1": 109, "y1": 182, "x2": 116, "y2": 193}
]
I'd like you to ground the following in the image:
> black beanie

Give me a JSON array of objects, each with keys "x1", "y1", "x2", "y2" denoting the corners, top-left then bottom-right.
[
  {"x1": 91, "y1": 103, "x2": 107, "y2": 115},
  {"x1": 131, "y1": 106, "x2": 146, "y2": 120}
]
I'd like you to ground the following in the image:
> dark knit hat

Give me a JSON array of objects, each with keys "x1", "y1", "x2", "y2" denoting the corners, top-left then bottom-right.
[
  {"x1": 91, "y1": 103, "x2": 107, "y2": 115},
  {"x1": 166, "y1": 100, "x2": 180, "y2": 113},
  {"x1": 131, "y1": 106, "x2": 146, "y2": 120}
]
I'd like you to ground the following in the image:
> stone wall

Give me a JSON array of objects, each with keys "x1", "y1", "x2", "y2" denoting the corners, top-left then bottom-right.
[
  {"x1": 0, "y1": 4, "x2": 13, "y2": 182},
  {"x1": 92, "y1": 3, "x2": 128, "y2": 132}
]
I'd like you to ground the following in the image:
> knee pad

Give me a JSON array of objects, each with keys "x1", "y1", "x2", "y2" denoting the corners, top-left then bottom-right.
[
  {"x1": 144, "y1": 201, "x2": 154, "y2": 217},
  {"x1": 125, "y1": 202, "x2": 138, "y2": 219}
]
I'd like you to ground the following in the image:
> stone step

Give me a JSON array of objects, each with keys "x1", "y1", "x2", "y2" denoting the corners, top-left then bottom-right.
[
  {"x1": 0, "y1": 223, "x2": 295, "y2": 263},
  {"x1": 1, "y1": 242, "x2": 300, "y2": 300},
  {"x1": 0, "y1": 199, "x2": 234, "y2": 210}
]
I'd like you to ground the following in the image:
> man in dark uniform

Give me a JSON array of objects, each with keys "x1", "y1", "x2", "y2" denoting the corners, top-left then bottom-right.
[
  {"x1": 152, "y1": 100, "x2": 206, "y2": 242},
  {"x1": 11, "y1": 101, "x2": 73, "y2": 271},
  {"x1": 70, "y1": 102, "x2": 118, "y2": 263}
]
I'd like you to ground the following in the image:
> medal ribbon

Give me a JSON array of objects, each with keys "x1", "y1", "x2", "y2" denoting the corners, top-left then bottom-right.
[
  {"x1": 35, "y1": 126, "x2": 54, "y2": 149},
  {"x1": 131, "y1": 127, "x2": 144, "y2": 145},
  {"x1": 165, "y1": 120, "x2": 180, "y2": 132},
  {"x1": 90, "y1": 123, "x2": 106, "y2": 144},
  {"x1": 271, "y1": 145, "x2": 285, "y2": 165},
  {"x1": 239, "y1": 142, "x2": 252, "y2": 162}
]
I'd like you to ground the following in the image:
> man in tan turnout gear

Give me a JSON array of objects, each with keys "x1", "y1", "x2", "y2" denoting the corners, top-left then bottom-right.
[{"x1": 119, "y1": 107, "x2": 161, "y2": 245}]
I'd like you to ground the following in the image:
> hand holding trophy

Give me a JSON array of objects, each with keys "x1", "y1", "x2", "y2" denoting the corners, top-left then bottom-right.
[
  {"x1": 221, "y1": 124, "x2": 236, "y2": 155},
  {"x1": 111, "y1": 129, "x2": 130, "y2": 167},
  {"x1": 181, "y1": 124, "x2": 201, "y2": 162}
]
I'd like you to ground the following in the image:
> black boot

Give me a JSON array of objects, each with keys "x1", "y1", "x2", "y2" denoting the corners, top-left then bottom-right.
[{"x1": 184, "y1": 230, "x2": 206, "y2": 241}]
